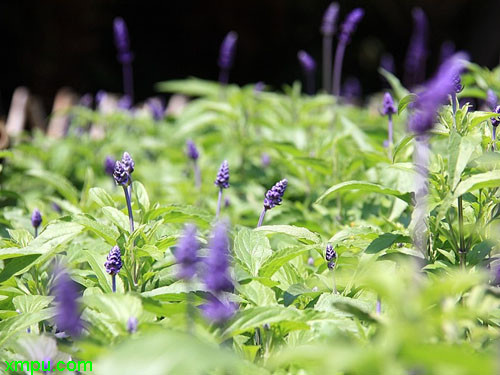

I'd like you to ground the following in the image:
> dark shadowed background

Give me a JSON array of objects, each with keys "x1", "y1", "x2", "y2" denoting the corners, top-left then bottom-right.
[{"x1": 0, "y1": 0, "x2": 498, "y2": 113}]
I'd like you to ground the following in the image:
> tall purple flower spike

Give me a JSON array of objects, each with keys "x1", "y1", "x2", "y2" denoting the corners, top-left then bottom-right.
[
  {"x1": 258, "y1": 179, "x2": 288, "y2": 227},
  {"x1": 218, "y1": 31, "x2": 238, "y2": 85},
  {"x1": 174, "y1": 224, "x2": 199, "y2": 281},
  {"x1": 113, "y1": 17, "x2": 134, "y2": 101},
  {"x1": 202, "y1": 221, "x2": 237, "y2": 324},
  {"x1": 409, "y1": 52, "x2": 469, "y2": 259},
  {"x1": 215, "y1": 160, "x2": 230, "y2": 218},
  {"x1": 297, "y1": 50, "x2": 317, "y2": 95},
  {"x1": 321, "y1": 2, "x2": 339, "y2": 93},
  {"x1": 382, "y1": 92, "x2": 396, "y2": 153},
  {"x1": 332, "y1": 8, "x2": 364, "y2": 97},
  {"x1": 404, "y1": 8, "x2": 429, "y2": 87},
  {"x1": 104, "y1": 245, "x2": 123, "y2": 292},
  {"x1": 104, "y1": 156, "x2": 116, "y2": 176},
  {"x1": 31, "y1": 209, "x2": 42, "y2": 238},
  {"x1": 52, "y1": 268, "x2": 83, "y2": 337}
]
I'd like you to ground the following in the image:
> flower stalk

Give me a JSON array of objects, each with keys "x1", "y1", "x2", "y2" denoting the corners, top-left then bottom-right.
[{"x1": 321, "y1": 3, "x2": 339, "y2": 93}]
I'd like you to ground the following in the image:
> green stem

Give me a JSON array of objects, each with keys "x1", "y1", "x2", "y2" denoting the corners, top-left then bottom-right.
[{"x1": 458, "y1": 195, "x2": 466, "y2": 268}]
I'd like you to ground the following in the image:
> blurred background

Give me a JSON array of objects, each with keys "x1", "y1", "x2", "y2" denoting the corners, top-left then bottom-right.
[{"x1": 0, "y1": 0, "x2": 498, "y2": 113}]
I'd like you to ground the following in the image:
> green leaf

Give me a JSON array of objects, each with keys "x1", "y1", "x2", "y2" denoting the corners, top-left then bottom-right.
[
  {"x1": 155, "y1": 78, "x2": 220, "y2": 97},
  {"x1": 259, "y1": 245, "x2": 316, "y2": 278},
  {"x1": 233, "y1": 228, "x2": 272, "y2": 276},
  {"x1": 392, "y1": 134, "x2": 416, "y2": 162},
  {"x1": 133, "y1": 181, "x2": 150, "y2": 212},
  {"x1": 254, "y1": 225, "x2": 320, "y2": 244},
  {"x1": 141, "y1": 281, "x2": 205, "y2": 302},
  {"x1": 468, "y1": 111, "x2": 497, "y2": 129},
  {"x1": 365, "y1": 233, "x2": 401, "y2": 254},
  {"x1": 74, "y1": 214, "x2": 119, "y2": 245},
  {"x1": 340, "y1": 117, "x2": 375, "y2": 152},
  {"x1": 89, "y1": 187, "x2": 115, "y2": 208},
  {"x1": 398, "y1": 94, "x2": 417, "y2": 115},
  {"x1": 0, "y1": 308, "x2": 56, "y2": 346},
  {"x1": 27, "y1": 169, "x2": 79, "y2": 204},
  {"x1": 316, "y1": 181, "x2": 411, "y2": 204},
  {"x1": 454, "y1": 171, "x2": 500, "y2": 197},
  {"x1": 447, "y1": 130, "x2": 478, "y2": 191},
  {"x1": 378, "y1": 68, "x2": 409, "y2": 100},
  {"x1": 102, "y1": 206, "x2": 130, "y2": 232},
  {"x1": 0, "y1": 255, "x2": 41, "y2": 283},
  {"x1": 84, "y1": 249, "x2": 112, "y2": 293},
  {"x1": 13, "y1": 295, "x2": 54, "y2": 313},
  {"x1": 467, "y1": 240, "x2": 495, "y2": 266}
]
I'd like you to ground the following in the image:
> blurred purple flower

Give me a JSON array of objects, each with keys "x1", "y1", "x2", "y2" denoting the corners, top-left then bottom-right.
[
  {"x1": 408, "y1": 52, "x2": 469, "y2": 134},
  {"x1": 104, "y1": 156, "x2": 116, "y2": 176},
  {"x1": 380, "y1": 53, "x2": 395, "y2": 74},
  {"x1": 298, "y1": 50, "x2": 316, "y2": 95},
  {"x1": 186, "y1": 140, "x2": 199, "y2": 161},
  {"x1": 203, "y1": 221, "x2": 233, "y2": 293},
  {"x1": 382, "y1": 92, "x2": 396, "y2": 116},
  {"x1": 218, "y1": 31, "x2": 238, "y2": 84},
  {"x1": 261, "y1": 152, "x2": 270, "y2": 167},
  {"x1": 148, "y1": 97, "x2": 165, "y2": 121},
  {"x1": 118, "y1": 95, "x2": 132, "y2": 110},
  {"x1": 174, "y1": 224, "x2": 199, "y2": 281},
  {"x1": 321, "y1": 2, "x2": 340, "y2": 36},
  {"x1": 439, "y1": 40, "x2": 455, "y2": 64},
  {"x1": 404, "y1": 8, "x2": 429, "y2": 87},
  {"x1": 52, "y1": 269, "x2": 83, "y2": 337},
  {"x1": 338, "y1": 8, "x2": 364, "y2": 44},
  {"x1": 31, "y1": 208, "x2": 42, "y2": 229},
  {"x1": 487, "y1": 89, "x2": 498, "y2": 111},
  {"x1": 127, "y1": 316, "x2": 138, "y2": 333},
  {"x1": 201, "y1": 296, "x2": 237, "y2": 324},
  {"x1": 342, "y1": 76, "x2": 361, "y2": 102},
  {"x1": 79, "y1": 93, "x2": 93, "y2": 108}
]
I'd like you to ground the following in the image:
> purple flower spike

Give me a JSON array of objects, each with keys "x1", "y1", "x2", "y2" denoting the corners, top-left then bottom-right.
[
  {"x1": 454, "y1": 75, "x2": 463, "y2": 94},
  {"x1": 201, "y1": 296, "x2": 237, "y2": 324},
  {"x1": 104, "y1": 246, "x2": 123, "y2": 276},
  {"x1": 325, "y1": 243, "x2": 337, "y2": 270},
  {"x1": 339, "y1": 8, "x2": 364, "y2": 44},
  {"x1": 113, "y1": 161, "x2": 130, "y2": 186},
  {"x1": 113, "y1": 17, "x2": 133, "y2": 64},
  {"x1": 408, "y1": 52, "x2": 469, "y2": 134},
  {"x1": 264, "y1": 179, "x2": 288, "y2": 210},
  {"x1": 31, "y1": 209, "x2": 42, "y2": 229},
  {"x1": 218, "y1": 31, "x2": 238, "y2": 84},
  {"x1": 52, "y1": 269, "x2": 83, "y2": 337},
  {"x1": 487, "y1": 89, "x2": 498, "y2": 111},
  {"x1": 79, "y1": 93, "x2": 93, "y2": 108},
  {"x1": 218, "y1": 31, "x2": 238, "y2": 71},
  {"x1": 382, "y1": 92, "x2": 396, "y2": 116},
  {"x1": 186, "y1": 140, "x2": 199, "y2": 161},
  {"x1": 215, "y1": 160, "x2": 230, "y2": 189},
  {"x1": 321, "y1": 2, "x2": 340, "y2": 36},
  {"x1": 121, "y1": 152, "x2": 135, "y2": 174},
  {"x1": 148, "y1": 98, "x2": 165, "y2": 121},
  {"x1": 404, "y1": 8, "x2": 429, "y2": 87},
  {"x1": 298, "y1": 50, "x2": 316, "y2": 95},
  {"x1": 104, "y1": 156, "x2": 116, "y2": 176},
  {"x1": 203, "y1": 221, "x2": 233, "y2": 293},
  {"x1": 174, "y1": 224, "x2": 199, "y2": 281},
  {"x1": 298, "y1": 50, "x2": 316, "y2": 73},
  {"x1": 118, "y1": 95, "x2": 132, "y2": 110},
  {"x1": 491, "y1": 106, "x2": 500, "y2": 127},
  {"x1": 127, "y1": 316, "x2": 138, "y2": 333}
]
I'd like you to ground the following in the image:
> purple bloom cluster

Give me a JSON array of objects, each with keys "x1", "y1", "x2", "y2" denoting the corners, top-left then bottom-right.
[
  {"x1": 325, "y1": 244, "x2": 337, "y2": 270},
  {"x1": 53, "y1": 269, "x2": 83, "y2": 337},
  {"x1": 104, "y1": 156, "x2": 116, "y2": 176},
  {"x1": 264, "y1": 179, "x2": 288, "y2": 210},
  {"x1": 404, "y1": 8, "x2": 428, "y2": 86},
  {"x1": 453, "y1": 75, "x2": 463, "y2": 94},
  {"x1": 113, "y1": 17, "x2": 133, "y2": 64},
  {"x1": 104, "y1": 246, "x2": 123, "y2": 275},
  {"x1": 31, "y1": 209, "x2": 42, "y2": 229},
  {"x1": 408, "y1": 52, "x2": 469, "y2": 134},
  {"x1": 202, "y1": 221, "x2": 236, "y2": 323},
  {"x1": 491, "y1": 106, "x2": 500, "y2": 127},
  {"x1": 487, "y1": 89, "x2": 498, "y2": 111},
  {"x1": 127, "y1": 316, "x2": 138, "y2": 333},
  {"x1": 148, "y1": 98, "x2": 165, "y2": 121},
  {"x1": 121, "y1": 152, "x2": 135, "y2": 174},
  {"x1": 174, "y1": 224, "x2": 199, "y2": 281},
  {"x1": 186, "y1": 140, "x2": 199, "y2": 161},
  {"x1": 321, "y1": 2, "x2": 340, "y2": 36},
  {"x1": 215, "y1": 160, "x2": 230, "y2": 189},
  {"x1": 382, "y1": 92, "x2": 396, "y2": 116},
  {"x1": 203, "y1": 221, "x2": 233, "y2": 293},
  {"x1": 113, "y1": 161, "x2": 130, "y2": 186},
  {"x1": 297, "y1": 50, "x2": 316, "y2": 73},
  {"x1": 218, "y1": 31, "x2": 238, "y2": 71},
  {"x1": 339, "y1": 8, "x2": 364, "y2": 44}
]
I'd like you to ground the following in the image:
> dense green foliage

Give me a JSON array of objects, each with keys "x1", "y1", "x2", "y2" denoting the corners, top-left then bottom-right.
[{"x1": 1, "y1": 66, "x2": 500, "y2": 374}]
